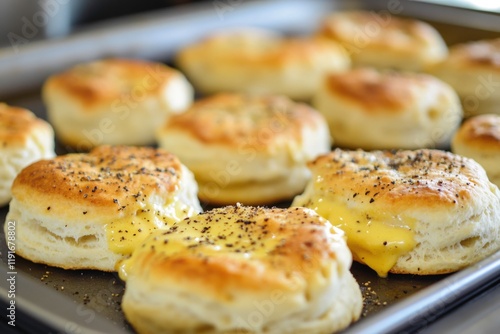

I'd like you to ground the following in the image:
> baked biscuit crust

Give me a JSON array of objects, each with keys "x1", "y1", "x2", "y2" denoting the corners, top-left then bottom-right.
[
  {"x1": 318, "y1": 11, "x2": 447, "y2": 71},
  {"x1": 13, "y1": 145, "x2": 184, "y2": 218},
  {"x1": 325, "y1": 68, "x2": 428, "y2": 113},
  {"x1": 42, "y1": 58, "x2": 193, "y2": 149},
  {"x1": 163, "y1": 93, "x2": 322, "y2": 149},
  {"x1": 0, "y1": 103, "x2": 55, "y2": 206},
  {"x1": 293, "y1": 149, "x2": 500, "y2": 276},
  {"x1": 44, "y1": 58, "x2": 176, "y2": 108},
  {"x1": 441, "y1": 38, "x2": 500, "y2": 72},
  {"x1": 452, "y1": 114, "x2": 500, "y2": 187},
  {"x1": 120, "y1": 205, "x2": 362, "y2": 334},
  {"x1": 157, "y1": 93, "x2": 331, "y2": 205},
  {"x1": 430, "y1": 39, "x2": 500, "y2": 116},
  {"x1": 7, "y1": 145, "x2": 201, "y2": 270},
  {"x1": 453, "y1": 114, "x2": 500, "y2": 151},
  {"x1": 313, "y1": 68, "x2": 462, "y2": 150},
  {"x1": 176, "y1": 29, "x2": 350, "y2": 100},
  {"x1": 0, "y1": 103, "x2": 54, "y2": 148}
]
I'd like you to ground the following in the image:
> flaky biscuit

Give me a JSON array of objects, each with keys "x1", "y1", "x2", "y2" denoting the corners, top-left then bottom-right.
[
  {"x1": 292, "y1": 149, "x2": 500, "y2": 277},
  {"x1": 157, "y1": 93, "x2": 331, "y2": 205},
  {"x1": 318, "y1": 10, "x2": 448, "y2": 71},
  {"x1": 120, "y1": 205, "x2": 362, "y2": 334},
  {"x1": 0, "y1": 103, "x2": 55, "y2": 206},
  {"x1": 452, "y1": 114, "x2": 500, "y2": 187},
  {"x1": 5, "y1": 145, "x2": 201, "y2": 271},
  {"x1": 176, "y1": 29, "x2": 350, "y2": 100},
  {"x1": 42, "y1": 58, "x2": 193, "y2": 150},
  {"x1": 312, "y1": 68, "x2": 462, "y2": 150},
  {"x1": 430, "y1": 38, "x2": 500, "y2": 116}
]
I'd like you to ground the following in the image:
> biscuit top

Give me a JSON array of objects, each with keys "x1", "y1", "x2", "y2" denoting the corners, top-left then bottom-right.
[
  {"x1": 119, "y1": 205, "x2": 349, "y2": 299},
  {"x1": 454, "y1": 114, "x2": 500, "y2": 150},
  {"x1": 177, "y1": 30, "x2": 348, "y2": 67},
  {"x1": 309, "y1": 149, "x2": 486, "y2": 210},
  {"x1": 0, "y1": 103, "x2": 53, "y2": 148},
  {"x1": 325, "y1": 68, "x2": 442, "y2": 113},
  {"x1": 12, "y1": 145, "x2": 183, "y2": 219},
  {"x1": 298, "y1": 149, "x2": 490, "y2": 277},
  {"x1": 319, "y1": 11, "x2": 442, "y2": 52},
  {"x1": 445, "y1": 38, "x2": 500, "y2": 71},
  {"x1": 163, "y1": 93, "x2": 324, "y2": 148},
  {"x1": 43, "y1": 58, "x2": 178, "y2": 108}
]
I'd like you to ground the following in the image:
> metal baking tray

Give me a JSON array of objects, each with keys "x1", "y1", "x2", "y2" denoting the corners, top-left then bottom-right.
[{"x1": 1, "y1": 0, "x2": 500, "y2": 333}]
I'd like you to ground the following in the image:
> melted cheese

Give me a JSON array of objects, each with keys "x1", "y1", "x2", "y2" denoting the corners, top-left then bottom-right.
[
  {"x1": 305, "y1": 197, "x2": 416, "y2": 277},
  {"x1": 119, "y1": 207, "x2": 284, "y2": 281},
  {"x1": 106, "y1": 198, "x2": 198, "y2": 256}
]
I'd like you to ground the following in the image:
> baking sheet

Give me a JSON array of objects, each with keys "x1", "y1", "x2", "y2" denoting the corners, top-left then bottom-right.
[{"x1": 0, "y1": 0, "x2": 499, "y2": 332}]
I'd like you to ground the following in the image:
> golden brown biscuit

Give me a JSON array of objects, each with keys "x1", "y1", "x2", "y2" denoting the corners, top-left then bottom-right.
[
  {"x1": 318, "y1": 11, "x2": 448, "y2": 71},
  {"x1": 0, "y1": 103, "x2": 55, "y2": 206},
  {"x1": 292, "y1": 148, "x2": 500, "y2": 277},
  {"x1": 312, "y1": 68, "x2": 463, "y2": 150},
  {"x1": 42, "y1": 58, "x2": 193, "y2": 150},
  {"x1": 157, "y1": 93, "x2": 331, "y2": 205},
  {"x1": 120, "y1": 205, "x2": 362, "y2": 334},
  {"x1": 430, "y1": 38, "x2": 500, "y2": 116},
  {"x1": 176, "y1": 29, "x2": 350, "y2": 100},
  {"x1": 5, "y1": 145, "x2": 201, "y2": 271},
  {"x1": 452, "y1": 114, "x2": 500, "y2": 187}
]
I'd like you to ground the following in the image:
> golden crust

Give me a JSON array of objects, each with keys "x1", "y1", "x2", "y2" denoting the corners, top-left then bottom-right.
[
  {"x1": 175, "y1": 29, "x2": 350, "y2": 99},
  {"x1": 12, "y1": 145, "x2": 183, "y2": 220},
  {"x1": 319, "y1": 11, "x2": 443, "y2": 54},
  {"x1": 444, "y1": 38, "x2": 500, "y2": 72},
  {"x1": 42, "y1": 58, "x2": 178, "y2": 109},
  {"x1": 308, "y1": 149, "x2": 483, "y2": 209},
  {"x1": 453, "y1": 114, "x2": 500, "y2": 151},
  {"x1": 121, "y1": 205, "x2": 342, "y2": 299},
  {"x1": 162, "y1": 93, "x2": 323, "y2": 149},
  {"x1": 324, "y1": 68, "x2": 441, "y2": 113},
  {"x1": 177, "y1": 32, "x2": 346, "y2": 71},
  {"x1": 0, "y1": 103, "x2": 53, "y2": 147}
]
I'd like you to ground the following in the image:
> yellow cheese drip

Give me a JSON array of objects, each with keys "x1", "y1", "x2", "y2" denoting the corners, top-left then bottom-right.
[
  {"x1": 119, "y1": 207, "x2": 284, "y2": 281},
  {"x1": 306, "y1": 197, "x2": 416, "y2": 277},
  {"x1": 106, "y1": 198, "x2": 198, "y2": 256}
]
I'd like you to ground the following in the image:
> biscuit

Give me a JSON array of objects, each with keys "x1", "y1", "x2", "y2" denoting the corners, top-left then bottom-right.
[
  {"x1": 452, "y1": 114, "x2": 500, "y2": 187},
  {"x1": 318, "y1": 10, "x2": 448, "y2": 71},
  {"x1": 0, "y1": 103, "x2": 55, "y2": 206},
  {"x1": 156, "y1": 93, "x2": 331, "y2": 205},
  {"x1": 430, "y1": 38, "x2": 500, "y2": 116},
  {"x1": 317, "y1": 11, "x2": 448, "y2": 71},
  {"x1": 176, "y1": 29, "x2": 350, "y2": 100},
  {"x1": 42, "y1": 58, "x2": 193, "y2": 150},
  {"x1": 312, "y1": 68, "x2": 463, "y2": 150},
  {"x1": 120, "y1": 205, "x2": 363, "y2": 334},
  {"x1": 5, "y1": 145, "x2": 202, "y2": 271},
  {"x1": 292, "y1": 148, "x2": 500, "y2": 277}
]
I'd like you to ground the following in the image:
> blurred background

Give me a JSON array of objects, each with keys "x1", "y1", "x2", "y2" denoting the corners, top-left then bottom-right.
[
  {"x1": 0, "y1": 0, "x2": 206, "y2": 48},
  {"x1": 0, "y1": 0, "x2": 498, "y2": 99},
  {"x1": 1, "y1": 0, "x2": 499, "y2": 49}
]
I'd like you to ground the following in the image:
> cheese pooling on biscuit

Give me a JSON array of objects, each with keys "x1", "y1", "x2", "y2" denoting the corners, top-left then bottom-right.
[
  {"x1": 7, "y1": 145, "x2": 201, "y2": 271},
  {"x1": 293, "y1": 149, "x2": 500, "y2": 277},
  {"x1": 119, "y1": 205, "x2": 363, "y2": 334}
]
